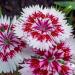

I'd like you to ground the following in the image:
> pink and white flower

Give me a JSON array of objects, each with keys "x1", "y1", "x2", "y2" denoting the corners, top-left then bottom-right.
[
  {"x1": 19, "y1": 42, "x2": 73, "y2": 75},
  {"x1": 0, "y1": 16, "x2": 26, "y2": 73},
  {"x1": 14, "y1": 5, "x2": 72, "y2": 50}
]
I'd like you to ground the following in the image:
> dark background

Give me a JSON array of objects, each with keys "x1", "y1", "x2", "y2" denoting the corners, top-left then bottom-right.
[{"x1": 0, "y1": 0, "x2": 54, "y2": 16}]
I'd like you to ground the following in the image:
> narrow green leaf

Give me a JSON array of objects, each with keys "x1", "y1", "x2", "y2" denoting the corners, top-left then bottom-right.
[
  {"x1": 54, "y1": 1, "x2": 75, "y2": 10},
  {"x1": 63, "y1": 5, "x2": 72, "y2": 14}
]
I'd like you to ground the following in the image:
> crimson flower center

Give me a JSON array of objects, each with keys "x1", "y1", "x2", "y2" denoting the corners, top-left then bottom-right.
[
  {"x1": 33, "y1": 19, "x2": 53, "y2": 33},
  {"x1": 48, "y1": 56, "x2": 55, "y2": 63},
  {"x1": 4, "y1": 39, "x2": 10, "y2": 45}
]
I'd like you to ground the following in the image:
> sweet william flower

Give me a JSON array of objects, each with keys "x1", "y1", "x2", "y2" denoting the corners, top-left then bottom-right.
[
  {"x1": 19, "y1": 42, "x2": 73, "y2": 75},
  {"x1": 14, "y1": 5, "x2": 72, "y2": 50},
  {"x1": 0, "y1": 16, "x2": 26, "y2": 73}
]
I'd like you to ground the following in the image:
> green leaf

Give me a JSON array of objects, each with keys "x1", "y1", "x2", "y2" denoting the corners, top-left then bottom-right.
[
  {"x1": 54, "y1": 1, "x2": 75, "y2": 10},
  {"x1": 63, "y1": 5, "x2": 72, "y2": 14}
]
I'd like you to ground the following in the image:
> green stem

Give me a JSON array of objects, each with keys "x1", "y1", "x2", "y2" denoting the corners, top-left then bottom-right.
[{"x1": 0, "y1": 7, "x2": 2, "y2": 16}]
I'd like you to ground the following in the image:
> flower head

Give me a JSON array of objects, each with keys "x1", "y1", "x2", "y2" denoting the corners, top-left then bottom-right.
[
  {"x1": 14, "y1": 5, "x2": 72, "y2": 50},
  {"x1": 0, "y1": 16, "x2": 26, "y2": 73},
  {"x1": 19, "y1": 42, "x2": 73, "y2": 75}
]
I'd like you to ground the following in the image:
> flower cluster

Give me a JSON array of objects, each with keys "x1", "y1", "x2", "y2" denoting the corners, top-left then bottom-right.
[
  {"x1": 14, "y1": 5, "x2": 74, "y2": 75},
  {"x1": 0, "y1": 5, "x2": 74, "y2": 75},
  {"x1": 0, "y1": 16, "x2": 26, "y2": 73}
]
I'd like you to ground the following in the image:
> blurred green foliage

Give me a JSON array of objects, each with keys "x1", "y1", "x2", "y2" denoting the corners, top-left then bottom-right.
[{"x1": 54, "y1": 1, "x2": 75, "y2": 10}]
